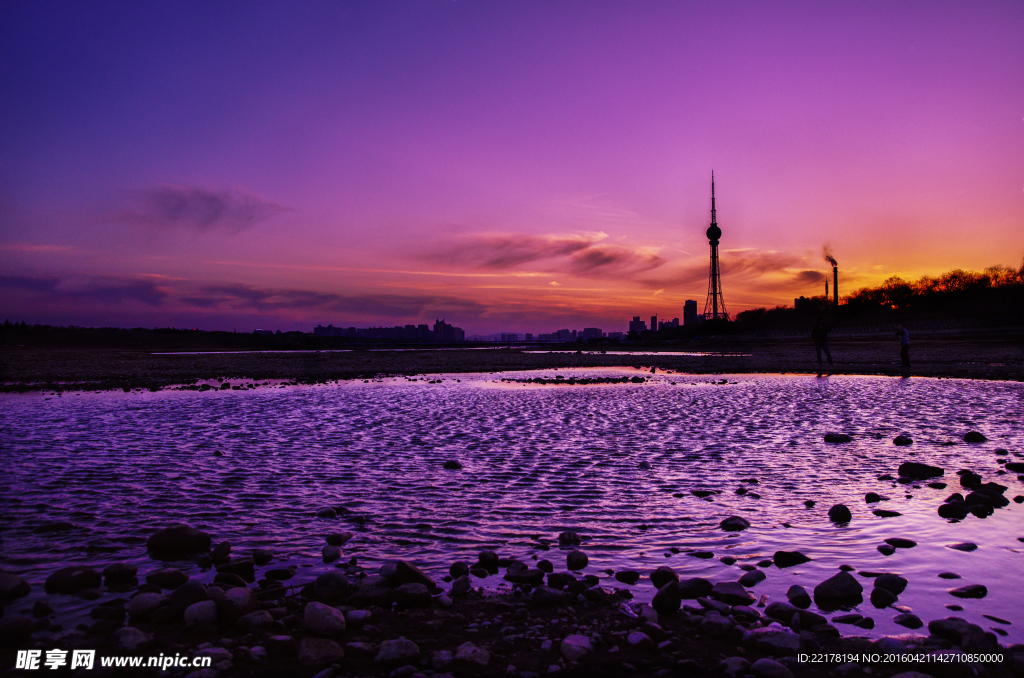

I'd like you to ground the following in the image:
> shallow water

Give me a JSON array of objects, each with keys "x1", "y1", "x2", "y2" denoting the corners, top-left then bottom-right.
[{"x1": 1, "y1": 369, "x2": 1022, "y2": 642}]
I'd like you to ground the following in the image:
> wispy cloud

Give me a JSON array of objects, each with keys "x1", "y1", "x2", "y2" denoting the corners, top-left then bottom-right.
[
  {"x1": 111, "y1": 185, "x2": 289, "y2": 233},
  {"x1": 183, "y1": 283, "x2": 485, "y2": 317},
  {"x1": 0, "y1": 273, "x2": 167, "y2": 306},
  {"x1": 427, "y1": 232, "x2": 666, "y2": 278},
  {"x1": 638, "y1": 250, "x2": 805, "y2": 289},
  {"x1": 0, "y1": 243, "x2": 76, "y2": 253}
]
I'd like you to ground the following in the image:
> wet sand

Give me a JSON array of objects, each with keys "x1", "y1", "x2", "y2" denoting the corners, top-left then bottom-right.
[{"x1": 2, "y1": 336, "x2": 1022, "y2": 392}]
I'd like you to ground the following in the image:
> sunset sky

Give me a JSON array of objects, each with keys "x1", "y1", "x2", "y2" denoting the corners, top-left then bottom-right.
[{"x1": 2, "y1": 1, "x2": 1022, "y2": 335}]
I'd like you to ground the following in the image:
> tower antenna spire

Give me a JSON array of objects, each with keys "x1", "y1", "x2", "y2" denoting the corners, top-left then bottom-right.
[
  {"x1": 702, "y1": 171, "x2": 729, "y2": 321},
  {"x1": 711, "y1": 170, "x2": 716, "y2": 225}
]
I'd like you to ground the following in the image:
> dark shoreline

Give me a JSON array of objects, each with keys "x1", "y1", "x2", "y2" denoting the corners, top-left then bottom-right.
[
  {"x1": 2, "y1": 336, "x2": 1023, "y2": 393},
  {"x1": 3, "y1": 534, "x2": 1020, "y2": 678}
]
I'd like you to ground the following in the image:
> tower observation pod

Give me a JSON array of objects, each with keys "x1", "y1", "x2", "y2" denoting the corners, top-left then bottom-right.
[{"x1": 703, "y1": 172, "x2": 729, "y2": 321}]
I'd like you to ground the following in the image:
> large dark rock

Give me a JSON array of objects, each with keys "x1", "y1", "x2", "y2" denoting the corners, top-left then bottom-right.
[
  {"x1": 949, "y1": 584, "x2": 987, "y2": 599},
  {"x1": 720, "y1": 516, "x2": 751, "y2": 532},
  {"x1": 711, "y1": 582, "x2": 755, "y2": 605},
  {"x1": 210, "y1": 541, "x2": 231, "y2": 563},
  {"x1": 870, "y1": 587, "x2": 898, "y2": 608},
  {"x1": 827, "y1": 504, "x2": 852, "y2": 523},
  {"x1": 216, "y1": 557, "x2": 255, "y2": 582},
  {"x1": 741, "y1": 628, "x2": 800, "y2": 656},
  {"x1": 938, "y1": 503, "x2": 969, "y2": 519},
  {"x1": 504, "y1": 569, "x2": 545, "y2": 585},
  {"x1": 168, "y1": 579, "x2": 208, "y2": 611},
  {"x1": 786, "y1": 585, "x2": 811, "y2": 609},
  {"x1": 558, "y1": 531, "x2": 582, "y2": 546},
  {"x1": 963, "y1": 431, "x2": 987, "y2": 443},
  {"x1": 546, "y1": 572, "x2": 576, "y2": 590},
  {"x1": 966, "y1": 490, "x2": 1009, "y2": 509},
  {"x1": 252, "y1": 549, "x2": 274, "y2": 565},
  {"x1": 738, "y1": 570, "x2": 766, "y2": 587},
  {"x1": 0, "y1": 572, "x2": 31, "y2": 601},
  {"x1": 0, "y1": 616, "x2": 34, "y2": 647},
  {"x1": 146, "y1": 568, "x2": 188, "y2": 589},
  {"x1": 874, "y1": 574, "x2": 907, "y2": 594},
  {"x1": 928, "y1": 617, "x2": 997, "y2": 649},
  {"x1": 824, "y1": 433, "x2": 852, "y2": 443},
  {"x1": 893, "y1": 613, "x2": 922, "y2": 629},
  {"x1": 1005, "y1": 462, "x2": 1024, "y2": 472},
  {"x1": 898, "y1": 462, "x2": 943, "y2": 480},
  {"x1": 678, "y1": 577, "x2": 713, "y2": 599},
  {"x1": 566, "y1": 550, "x2": 588, "y2": 570},
  {"x1": 395, "y1": 560, "x2": 435, "y2": 588},
  {"x1": 651, "y1": 581, "x2": 682, "y2": 615},
  {"x1": 325, "y1": 532, "x2": 353, "y2": 546},
  {"x1": 46, "y1": 566, "x2": 102, "y2": 594},
  {"x1": 960, "y1": 471, "x2": 982, "y2": 488},
  {"x1": 347, "y1": 581, "x2": 392, "y2": 607},
  {"x1": 893, "y1": 436, "x2": 913, "y2": 446},
  {"x1": 650, "y1": 566, "x2": 679, "y2": 589},
  {"x1": 947, "y1": 542, "x2": 977, "y2": 552},
  {"x1": 450, "y1": 561, "x2": 470, "y2": 578},
  {"x1": 813, "y1": 572, "x2": 863, "y2": 609},
  {"x1": 442, "y1": 460, "x2": 463, "y2": 470},
  {"x1": 765, "y1": 602, "x2": 827, "y2": 628},
  {"x1": 314, "y1": 571, "x2": 350, "y2": 603},
  {"x1": 884, "y1": 538, "x2": 916, "y2": 549},
  {"x1": 531, "y1": 586, "x2": 564, "y2": 606},
  {"x1": 393, "y1": 583, "x2": 432, "y2": 607},
  {"x1": 773, "y1": 551, "x2": 811, "y2": 568},
  {"x1": 146, "y1": 524, "x2": 211, "y2": 559},
  {"x1": 615, "y1": 570, "x2": 640, "y2": 584},
  {"x1": 102, "y1": 563, "x2": 138, "y2": 586}
]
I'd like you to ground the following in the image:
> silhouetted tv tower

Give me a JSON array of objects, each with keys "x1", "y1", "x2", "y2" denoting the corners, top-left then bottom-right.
[{"x1": 703, "y1": 172, "x2": 729, "y2": 321}]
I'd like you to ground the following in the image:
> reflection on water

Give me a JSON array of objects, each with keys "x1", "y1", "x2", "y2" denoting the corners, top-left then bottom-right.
[{"x1": 1, "y1": 370, "x2": 1022, "y2": 641}]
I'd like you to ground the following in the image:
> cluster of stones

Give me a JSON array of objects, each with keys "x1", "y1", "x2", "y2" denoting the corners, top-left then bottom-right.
[
  {"x1": 508, "y1": 376, "x2": 647, "y2": 385},
  {"x1": 4, "y1": 515, "x2": 1022, "y2": 678},
  {"x1": 820, "y1": 431, "x2": 1024, "y2": 524}
]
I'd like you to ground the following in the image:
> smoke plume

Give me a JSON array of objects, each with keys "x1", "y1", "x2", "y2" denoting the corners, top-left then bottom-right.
[{"x1": 823, "y1": 244, "x2": 838, "y2": 268}]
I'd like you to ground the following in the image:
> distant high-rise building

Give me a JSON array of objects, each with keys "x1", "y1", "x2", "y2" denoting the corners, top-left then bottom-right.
[
  {"x1": 702, "y1": 172, "x2": 729, "y2": 321},
  {"x1": 658, "y1": 318, "x2": 679, "y2": 330},
  {"x1": 650, "y1": 315, "x2": 657, "y2": 332},
  {"x1": 433, "y1": 318, "x2": 465, "y2": 342},
  {"x1": 683, "y1": 300, "x2": 698, "y2": 325},
  {"x1": 628, "y1": 316, "x2": 646, "y2": 333},
  {"x1": 582, "y1": 327, "x2": 603, "y2": 340},
  {"x1": 525, "y1": 333, "x2": 533, "y2": 342}
]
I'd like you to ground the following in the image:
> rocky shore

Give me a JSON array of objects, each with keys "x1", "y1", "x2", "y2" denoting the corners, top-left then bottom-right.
[
  {"x1": 3, "y1": 507, "x2": 1023, "y2": 678},
  {"x1": 1, "y1": 335, "x2": 1022, "y2": 393}
]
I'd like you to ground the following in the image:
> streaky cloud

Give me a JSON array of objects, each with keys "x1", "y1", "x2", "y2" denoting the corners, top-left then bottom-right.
[
  {"x1": 111, "y1": 185, "x2": 289, "y2": 233},
  {"x1": 0, "y1": 273, "x2": 167, "y2": 306},
  {"x1": 427, "y1": 232, "x2": 665, "y2": 277}
]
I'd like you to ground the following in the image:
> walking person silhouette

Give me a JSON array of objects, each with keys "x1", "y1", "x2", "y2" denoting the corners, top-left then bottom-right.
[
  {"x1": 895, "y1": 323, "x2": 911, "y2": 368},
  {"x1": 811, "y1": 316, "x2": 833, "y2": 368}
]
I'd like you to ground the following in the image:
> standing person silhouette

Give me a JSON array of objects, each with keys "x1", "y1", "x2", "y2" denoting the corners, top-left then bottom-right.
[
  {"x1": 896, "y1": 323, "x2": 911, "y2": 368},
  {"x1": 811, "y1": 316, "x2": 833, "y2": 368}
]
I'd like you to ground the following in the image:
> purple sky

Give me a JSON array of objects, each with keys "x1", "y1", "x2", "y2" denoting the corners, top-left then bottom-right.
[{"x1": 2, "y1": 1, "x2": 1022, "y2": 334}]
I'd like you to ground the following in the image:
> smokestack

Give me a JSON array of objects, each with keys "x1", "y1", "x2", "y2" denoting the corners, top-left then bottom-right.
[
  {"x1": 825, "y1": 278, "x2": 828, "y2": 298},
  {"x1": 833, "y1": 266, "x2": 838, "y2": 308}
]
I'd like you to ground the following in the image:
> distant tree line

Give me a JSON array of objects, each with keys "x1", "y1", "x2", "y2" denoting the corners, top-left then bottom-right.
[{"x1": 731, "y1": 262, "x2": 1024, "y2": 333}]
